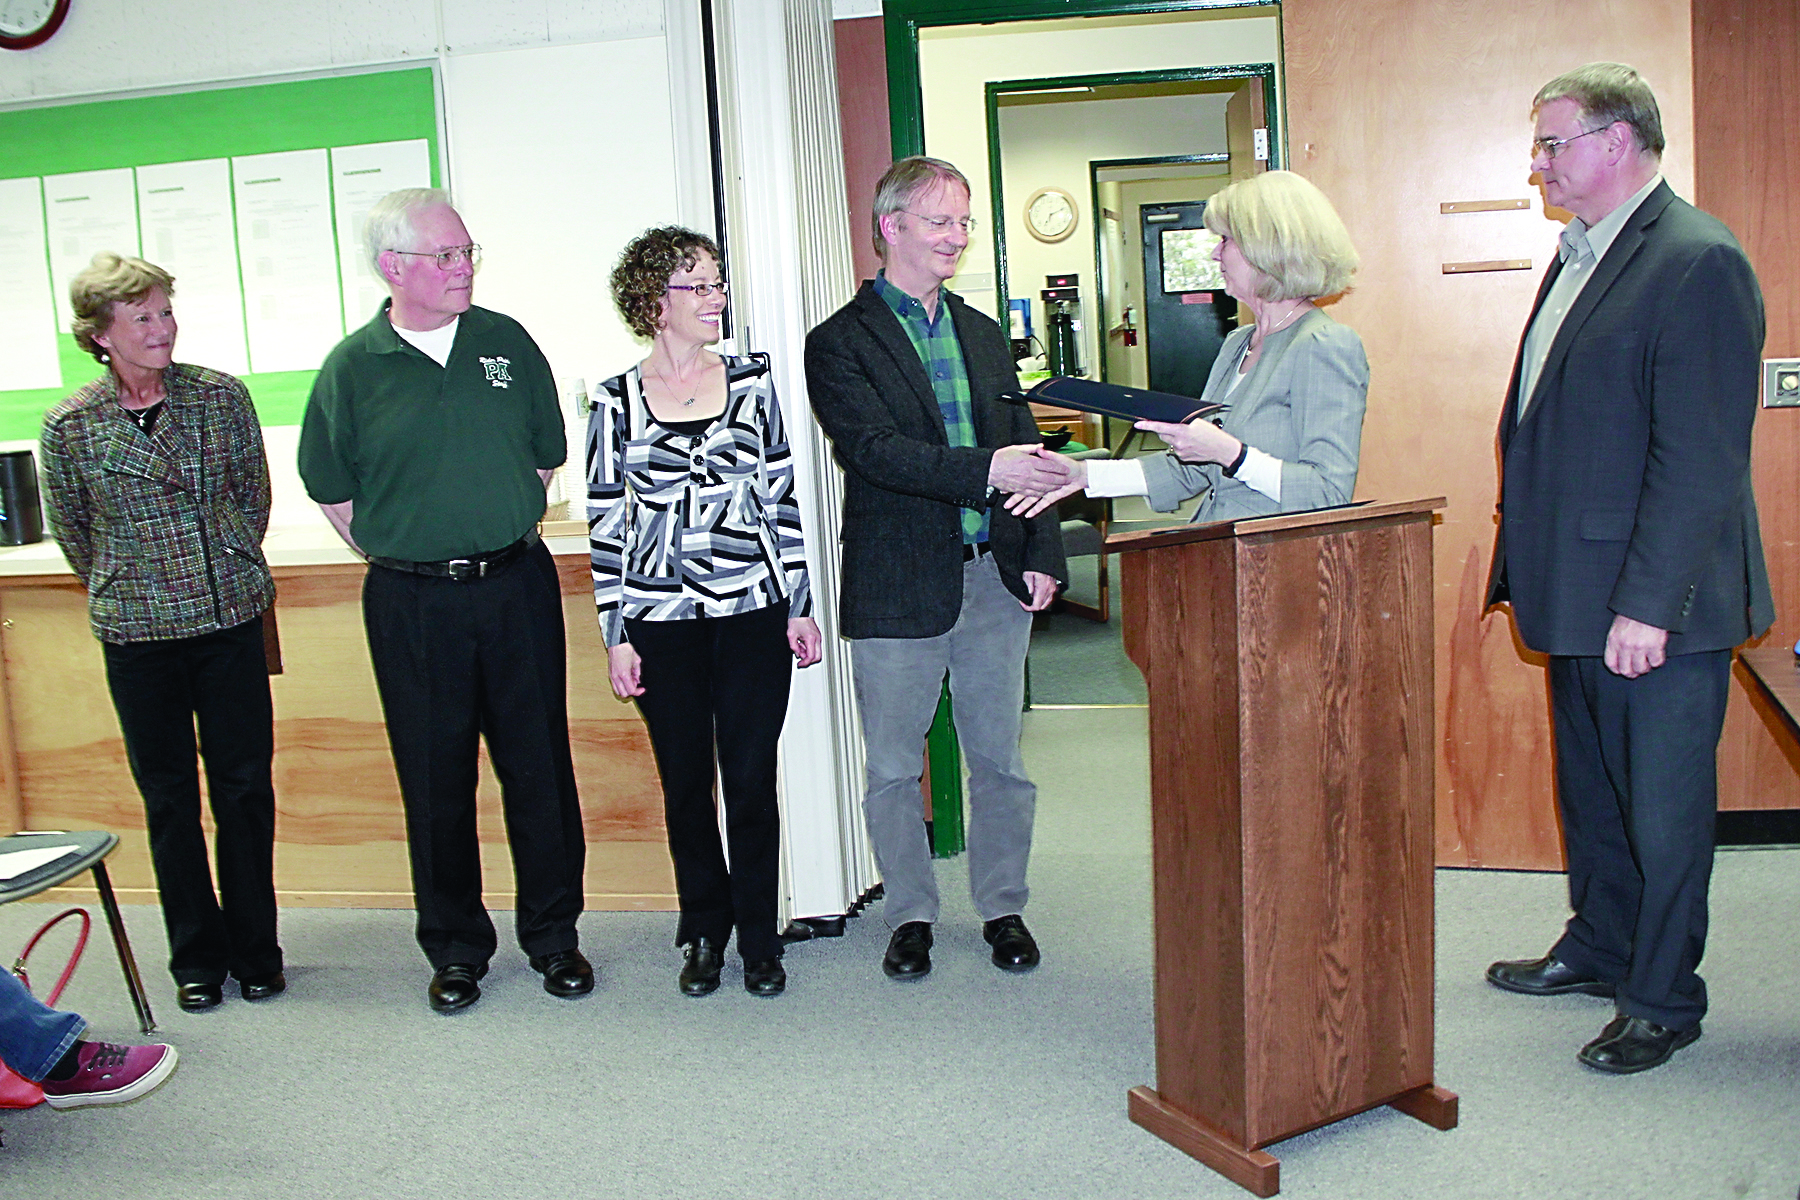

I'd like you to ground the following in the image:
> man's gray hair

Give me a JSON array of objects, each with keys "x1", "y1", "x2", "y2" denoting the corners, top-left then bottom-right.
[
  {"x1": 870, "y1": 156, "x2": 970, "y2": 261},
  {"x1": 1535, "y1": 63, "x2": 1665, "y2": 158},
  {"x1": 364, "y1": 187, "x2": 453, "y2": 274}
]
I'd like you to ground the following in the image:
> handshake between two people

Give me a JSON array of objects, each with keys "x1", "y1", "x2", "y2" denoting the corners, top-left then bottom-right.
[
  {"x1": 994, "y1": 416, "x2": 1246, "y2": 521},
  {"x1": 988, "y1": 444, "x2": 1087, "y2": 522}
]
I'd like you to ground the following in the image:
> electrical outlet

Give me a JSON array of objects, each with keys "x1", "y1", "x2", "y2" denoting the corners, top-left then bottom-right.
[{"x1": 1765, "y1": 359, "x2": 1800, "y2": 407}]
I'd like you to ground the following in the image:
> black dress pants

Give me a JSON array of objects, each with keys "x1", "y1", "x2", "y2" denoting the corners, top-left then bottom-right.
[
  {"x1": 103, "y1": 615, "x2": 282, "y2": 987},
  {"x1": 1548, "y1": 649, "x2": 1731, "y2": 1030},
  {"x1": 626, "y1": 601, "x2": 791, "y2": 963},
  {"x1": 363, "y1": 542, "x2": 586, "y2": 969}
]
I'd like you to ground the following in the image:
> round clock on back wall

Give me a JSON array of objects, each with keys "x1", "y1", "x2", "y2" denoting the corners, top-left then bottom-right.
[
  {"x1": 0, "y1": 0, "x2": 71, "y2": 50},
  {"x1": 1024, "y1": 187, "x2": 1078, "y2": 244}
]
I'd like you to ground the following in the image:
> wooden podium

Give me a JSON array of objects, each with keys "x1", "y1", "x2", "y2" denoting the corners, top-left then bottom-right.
[{"x1": 1108, "y1": 499, "x2": 1455, "y2": 1196}]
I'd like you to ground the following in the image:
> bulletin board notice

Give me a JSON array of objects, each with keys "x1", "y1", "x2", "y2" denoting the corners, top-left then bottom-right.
[{"x1": 0, "y1": 67, "x2": 440, "y2": 440}]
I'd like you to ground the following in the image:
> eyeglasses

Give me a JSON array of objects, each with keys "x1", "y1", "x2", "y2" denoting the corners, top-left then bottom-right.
[
  {"x1": 390, "y1": 244, "x2": 482, "y2": 270},
  {"x1": 903, "y1": 212, "x2": 979, "y2": 234},
  {"x1": 1531, "y1": 127, "x2": 1606, "y2": 160},
  {"x1": 668, "y1": 282, "x2": 729, "y2": 298}
]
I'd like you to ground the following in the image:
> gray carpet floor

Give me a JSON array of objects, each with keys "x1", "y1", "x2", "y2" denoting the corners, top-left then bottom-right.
[
  {"x1": 2, "y1": 708, "x2": 1796, "y2": 1200},
  {"x1": 1029, "y1": 554, "x2": 1147, "y2": 707}
]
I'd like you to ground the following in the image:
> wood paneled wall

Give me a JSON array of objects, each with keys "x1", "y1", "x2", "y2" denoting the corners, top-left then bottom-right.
[
  {"x1": 834, "y1": 15, "x2": 890, "y2": 286},
  {"x1": 1283, "y1": 0, "x2": 1732, "y2": 868},
  {"x1": 1695, "y1": 0, "x2": 1800, "y2": 812}
]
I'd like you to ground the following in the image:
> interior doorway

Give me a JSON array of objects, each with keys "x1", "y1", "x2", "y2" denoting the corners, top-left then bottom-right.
[
  {"x1": 987, "y1": 66, "x2": 1275, "y2": 419},
  {"x1": 1139, "y1": 198, "x2": 1234, "y2": 399}
]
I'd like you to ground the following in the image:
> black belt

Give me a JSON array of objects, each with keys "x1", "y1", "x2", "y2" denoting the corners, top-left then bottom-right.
[
  {"x1": 962, "y1": 541, "x2": 991, "y2": 562},
  {"x1": 368, "y1": 529, "x2": 538, "y2": 581}
]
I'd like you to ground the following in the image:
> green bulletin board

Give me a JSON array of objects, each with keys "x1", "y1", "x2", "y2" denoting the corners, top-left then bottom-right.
[{"x1": 0, "y1": 67, "x2": 439, "y2": 439}]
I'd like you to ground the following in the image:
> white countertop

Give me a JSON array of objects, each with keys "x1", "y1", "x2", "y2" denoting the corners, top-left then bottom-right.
[{"x1": 0, "y1": 521, "x2": 591, "y2": 579}]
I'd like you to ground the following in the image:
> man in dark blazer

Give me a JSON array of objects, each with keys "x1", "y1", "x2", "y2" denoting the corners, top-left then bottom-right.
[
  {"x1": 1485, "y1": 64, "x2": 1772, "y2": 1074},
  {"x1": 805, "y1": 156, "x2": 1068, "y2": 981}
]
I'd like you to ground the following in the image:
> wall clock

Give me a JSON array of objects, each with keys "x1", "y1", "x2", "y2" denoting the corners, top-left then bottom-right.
[
  {"x1": 1024, "y1": 187, "x2": 1078, "y2": 244},
  {"x1": 0, "y1": 0, "x2": 71, "y2": 50}
]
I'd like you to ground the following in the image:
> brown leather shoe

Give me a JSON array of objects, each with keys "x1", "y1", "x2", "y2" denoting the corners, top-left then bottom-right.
[
  {"x1": 1577, "y1": 1015, "x2": 1701, "y2": 1073},
  {"x1": 1486, "y1": 954, "x2": 1614, "y2": 997}
]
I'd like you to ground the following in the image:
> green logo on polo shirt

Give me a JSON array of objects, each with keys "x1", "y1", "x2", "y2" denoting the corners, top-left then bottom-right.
[{"x1": 480, "y1": 356, "x2": 513, "y2": 388}]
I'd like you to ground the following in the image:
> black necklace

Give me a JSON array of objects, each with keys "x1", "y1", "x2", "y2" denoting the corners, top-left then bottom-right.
[{"x1": 122, "y1": 400, "x2": 165, "y2": 432}]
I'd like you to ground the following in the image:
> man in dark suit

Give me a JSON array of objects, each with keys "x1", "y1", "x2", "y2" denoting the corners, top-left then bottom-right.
[
  {"x1": 805, "y1": 156, "x2": 1068, "y2": 980},
  {"x1": 1485, "y1": 63, "x2": 1772, "y2": 1073}
]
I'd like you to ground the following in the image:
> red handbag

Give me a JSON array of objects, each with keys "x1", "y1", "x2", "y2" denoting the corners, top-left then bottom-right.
[{"x1": 0, "y1": 908, "x2": 91, "y2": 1109}]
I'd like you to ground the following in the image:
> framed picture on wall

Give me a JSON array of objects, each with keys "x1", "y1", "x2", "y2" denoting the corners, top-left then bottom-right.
[{"x1": 1159, "y1": 227, "x2": 1224, "y2": 293}]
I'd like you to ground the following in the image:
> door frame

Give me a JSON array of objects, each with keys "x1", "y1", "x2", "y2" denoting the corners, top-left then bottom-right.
[
  {"x1": 984, "y1": 65, "x2": 1277, "y2": 332},
  {"x1": 883, "y1": 0, "x2": 1281, "y2": 158},
  {"x1": 1090, "y1": 152, "x2": 1229, "y2": 384}
]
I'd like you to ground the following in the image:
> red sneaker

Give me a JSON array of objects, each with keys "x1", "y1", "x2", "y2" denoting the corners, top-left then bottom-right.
[{"x1": 40, "y1": 1042, "x2": 178, "y2": 1110}]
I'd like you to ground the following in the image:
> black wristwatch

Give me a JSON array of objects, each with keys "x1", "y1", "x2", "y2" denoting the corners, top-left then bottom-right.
[{"x1": 1222, "y1": 442, "x2": 1250, "y2": 477}]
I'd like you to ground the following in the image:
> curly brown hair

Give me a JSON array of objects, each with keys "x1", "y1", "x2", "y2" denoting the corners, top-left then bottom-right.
[{"x1": 610, "y1": 226, "x2": 722, "y2": 339}]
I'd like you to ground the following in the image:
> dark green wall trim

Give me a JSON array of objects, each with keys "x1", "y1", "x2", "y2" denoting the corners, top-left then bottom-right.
[
  {"x1": 884, "y1": 0, "x2": 1279, "y2": 158},
  {"x1": 1092, "y1": 153, "x2": 1230, "y2": 169}
]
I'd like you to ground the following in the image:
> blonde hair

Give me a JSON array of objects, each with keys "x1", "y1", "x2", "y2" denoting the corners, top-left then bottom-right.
[
  {"x1": 1203, "y1": 170, "x2": 1359, "y2": 302},
  {"x1": 69, "y1": 252, "x2": 176, "y2": 363}
]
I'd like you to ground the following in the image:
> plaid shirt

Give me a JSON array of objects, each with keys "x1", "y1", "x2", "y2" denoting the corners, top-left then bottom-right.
[
  {"x1": 40, "y1": 364, "x2": 275, "y2": 644},
  {"x1": 873, "y1": 272, "x2": 988, "y2": 544}
]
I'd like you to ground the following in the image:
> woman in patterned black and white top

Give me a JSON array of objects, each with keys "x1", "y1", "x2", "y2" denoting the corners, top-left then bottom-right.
[{"x1": 589, "y1": 227, "x2": 822, "y2": 999}]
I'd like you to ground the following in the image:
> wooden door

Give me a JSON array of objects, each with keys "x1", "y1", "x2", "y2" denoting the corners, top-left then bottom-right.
[
  {"x1": 1281, "y1": 0, "x2": 1704, "y2": 868},
  {"x1": 1225, "y1": 79, "x2": 1268, "y2": 181}
]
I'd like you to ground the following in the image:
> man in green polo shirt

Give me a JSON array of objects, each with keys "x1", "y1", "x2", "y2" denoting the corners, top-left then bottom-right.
[{"x1": 298, "y1": 188, "x2": 590, "y2": 1013}]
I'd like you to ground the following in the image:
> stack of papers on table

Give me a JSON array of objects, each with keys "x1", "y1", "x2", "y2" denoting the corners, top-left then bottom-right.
[{"x1": 0, "y1": 844, "x2": 79, "y2": 881}]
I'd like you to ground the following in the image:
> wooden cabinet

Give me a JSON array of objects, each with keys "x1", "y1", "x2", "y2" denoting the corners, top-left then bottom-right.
[{"x1": 0, "y1": 526, "x2": 676, "y2": 910}]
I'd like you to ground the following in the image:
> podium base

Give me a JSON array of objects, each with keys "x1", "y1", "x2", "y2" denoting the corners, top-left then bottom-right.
[
  {"x1": 1128, "y1": 1080, "x2": 1458, "y2": 1195},
  {"x1": 1127, "y1": 1086, "x2": 1279, "y2": 1197},
  {"x1": 1388, "y1": 1082, "x2": 1459, "y2": 1130}
]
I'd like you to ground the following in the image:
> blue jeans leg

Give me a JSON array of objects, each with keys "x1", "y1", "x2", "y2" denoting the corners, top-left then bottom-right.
[{"x1": 0, "y1": 967, "x2": 85, "y2": 1082}]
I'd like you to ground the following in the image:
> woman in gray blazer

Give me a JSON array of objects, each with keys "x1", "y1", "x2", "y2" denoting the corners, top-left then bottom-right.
[{"x1": 1016, "y1": 170, "x2": 1366, "y2": 523}]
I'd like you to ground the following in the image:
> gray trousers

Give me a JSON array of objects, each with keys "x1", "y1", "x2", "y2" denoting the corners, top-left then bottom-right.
[{"x1": 851, "y1": 552, "x2": 1035, "y2": 928}]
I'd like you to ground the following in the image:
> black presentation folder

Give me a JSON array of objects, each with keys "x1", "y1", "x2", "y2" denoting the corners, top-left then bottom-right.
[{"x1": 1015, "y1": 376, "x2": 1225, "y2": 425}]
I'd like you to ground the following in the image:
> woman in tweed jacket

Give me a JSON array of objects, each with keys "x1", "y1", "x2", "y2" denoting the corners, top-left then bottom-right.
[
  {"x1": 590, "y1": 227, "x2": 821, "y2": 999},
  {"x1": 40, "y1": 253, "x2": 284, "y2": 1013}
]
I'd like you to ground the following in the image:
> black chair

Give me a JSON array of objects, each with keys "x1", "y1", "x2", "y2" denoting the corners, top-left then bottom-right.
[
  {"x1": 0, "y1": 830, "x2": 156, "y2": 1032},
  {"x1": 1057, "y1": 448, "x2": 1114, "y2": 623}
]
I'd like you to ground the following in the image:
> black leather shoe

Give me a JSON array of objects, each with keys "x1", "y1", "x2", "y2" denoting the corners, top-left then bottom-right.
[
  {"x1": 176, "y1": 982, "x2": 223, "y2": 1012},
  {"x1": 743, "y1": 957, "x2": 786, "y2": 997},
  {"x1": 427, "y1": 962, "x2": 487, "y2": 1013},
  {"x1": 239, "y1": 971, "x2": 287, "y2": 1002},
  {"x1": 882, "y1": 922, "x2": 933, "y2": 980},
  {"x1": 528, "y1": 949, "x2": 594, "y2": 998},
  {"x1": 1577, "y1": 1015, "x2": 1701, "y2": 1074},
  {"x1": 1486, "y1": 954, "x2": 1614, "y2": 997},
  {"x1": 982, "y1": 914, "x2": 1040, "y2": 972},
  {"x1": 679, "y1": 940, "x2": 723, "y2": 997}
]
